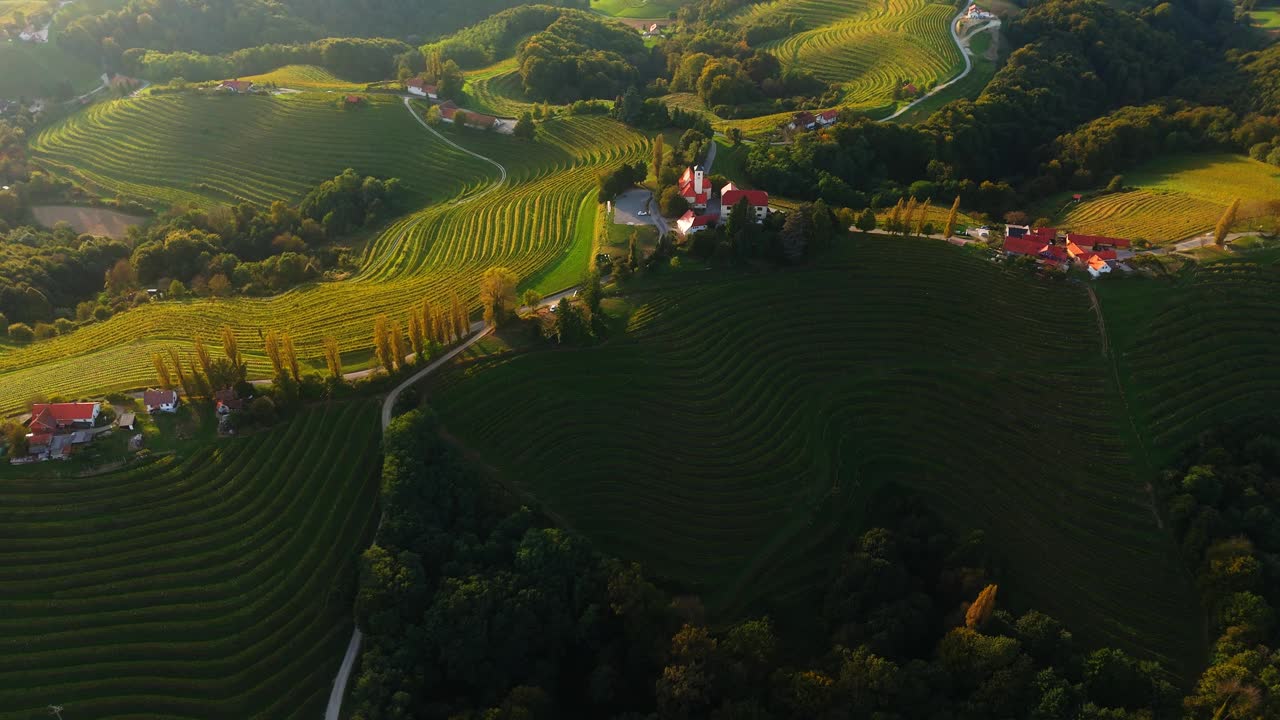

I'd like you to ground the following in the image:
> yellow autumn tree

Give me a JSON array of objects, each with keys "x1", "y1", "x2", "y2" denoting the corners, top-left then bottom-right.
[
  {"x1": 193, "y1": 335, "x2": 213, "y2": 379},
  {"x1": 323, "y1": 336, "x2": 342, "y2": 378},
  {"x1": 152, "y1": 353, "x2": 172, "y2": 388},
  {"x1": 407, "y1": 312, "x2": 424, "y2": 358},
  {"x1": 914, "y1": 198, "x2": 932, "y2": 236},
  {"x1": 1214, "y1": 198, "x2": 1240, "y2": 246},
  {"x1": 943, "y1": 195, "x2": 961, "y2": 239},
  {"x1": 281, "y1": 333, "x2": 300, "y2": 382},
  {"x1": 965, "y1": 584, "x2": 999, "y2": 629},
  {"x1": 479, "y1": 267, "x2": 518, "y2": 326},
  {"x1": 389, "y1": 320, "x2": 406, "y2": 370},
  {"x1": 220, "y1": 325, "x2": 241, "y2": 367},
  {"x1": 264, "y1": 329, "x2": 284, "y2": 376},
  {"x1": 373, "y1": 315, "x2": 394, "y2": 373}
]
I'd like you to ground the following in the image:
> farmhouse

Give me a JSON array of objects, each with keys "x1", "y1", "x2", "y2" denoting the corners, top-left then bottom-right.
[
  {"x1": 438, "y1": 101, "x2": 498, "y2": 130},
  {"x1": 144, "y1": 389, "x2": 179, "y2": 414},
  {"x1": 788, "y1": 111, "x2": 818, "y2": 131},
  {"x1": 214, "y1": 387, "x2": 246, "y2": 415},
  {"x1": 679, "y1": 166, "x2": 710, "y2": 210},
  {"x1": 27, "y1": 402, "x2": 100, "y2": 434},
  {"x1": 965, "y1": 3, "x2": 996, "y2": 20},
  {"x1": 721, "y1": 188, "x2": 770, "y2": 222},
  {"x1": 1086, "y1": 255, "x2": 1112, "y2": 278},
  {"x1": 816, "y1": 110, "x2": 839, "y2": 127},
  {"x1": 676, "y1": 210, "x2": 716, "y2": 235},
  {"x1": 219, "y1": 79, "x2": 255, "y2": 94},
  {"x1": 1067, "y1": 233, "x2": 1130, "y2": 250},
  {"x1": 642, "y1": 23, "x2": 661, "y2": 37},
  {"x1": 406, "y1": 78, "x2": 438, "y2": 99}
]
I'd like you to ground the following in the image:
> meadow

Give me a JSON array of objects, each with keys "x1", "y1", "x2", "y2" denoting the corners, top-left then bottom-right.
[
  {"x1": 424, "y1": 237, "x2": 1205, "y2": 677},
  {"x1": 591, "y1": 0, "x2": 684, "y2": 17},
  {"x1": 239, "y1": 64, "x2": 368, "y2": 91},
  {"x1": 1054, "y1": 153, "x2": 1280, "y2": 242},
  {"x1": 747, "y1": 0, "x2": 964, "y2": 111},
  {"x1": 30, "y1": 92, "x2": 496, "y2": 209},
  {"x1": 0, "y1": 107, "x2": 648, "y2": 415},
  {"x1": 0, "y1": 400, "x2": 382, "y2": 719}
]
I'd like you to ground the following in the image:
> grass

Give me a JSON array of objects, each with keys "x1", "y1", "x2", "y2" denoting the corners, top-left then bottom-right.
[
  {"x1": 0, "y1": 0, "x2": 43, "y2": 25},
  {"x1": 1247, "y1": 4, "x2": 1280, "y2": 28},
  {"x1": 749, "y1": 0, "x2": 964, "y2": 112},
  {"x1": 0, "y1": 105, "x2": 649, "y2": 416},
  {"x1": 31, "y1": 92, "x2": 495, "y2": 209},
  {"x1": 240, "y1": 64, "x2": 366, "y2": 90},
  {"x1": 424, "y1": 236, "x2": 1205, "y2": 678},
  {"x1": 591, "y1": 0, "x2": 684, "y2": 17},
  {"x1": 0, "y1": 400, "x2": 383, "y2": 719},
  {"x1": 1052, "y1": 154, "x2": 1280, "y2": 243},
  {"x1": 891, "y1": 28, "x2": 998, "y2": 124}
]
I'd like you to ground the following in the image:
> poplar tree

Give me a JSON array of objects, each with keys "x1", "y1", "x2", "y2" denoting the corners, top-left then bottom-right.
[
  {"x1": 264, "y1": 329, "x2": 284, "y2": 376},
  {"x1": 1214, "y1": 198, "x2": 1240, "y2": 246},
  {"x1": 914, "y1": 198, "x2": 932, "y2": 236},
  {"x1": 451, "y1": 293, "x2": 469, "y2": 337},
  {"x1": 965, "y1": 584, "x2": 999, "y2": 629},
  {"x1": 373, "y1": 315, "x2": 394, "y2": 373},
  {"x1": 220, "y1": 325, "x2": 241, "y2": 368},
  {"x1": 407, "y1": 313, "x2": 424, "y2": 359},
  {"x1": 943, "y1": 195, "x2": 961, "y2": 238},
  {"x1": 281, "y1": 333, "x2": 300, "y2": 382},
  {"x1": 902, "y1": 197, "x2": 918, "y2": 236},
  {"x1": 193, "y1": 335, "x2": 214, "y2": 380},
  {"x1": 189, "y1": 357, "x2": 210, "y2": 399},
  {"x1": 323, "y1": 336, "x2": 343, "y2": 378},
  {"x1": 653, "y1": 134, "x2": 664, "y2": 183},
  {"x1": 153, "y1": 353, "x2": 172, "y2": 388},
  {"x1": 389, "y1": 320, "x2": 406, "y2": 371},
  {"x1": 169, "y1": 347, "x2": 193, "y2": 400}
]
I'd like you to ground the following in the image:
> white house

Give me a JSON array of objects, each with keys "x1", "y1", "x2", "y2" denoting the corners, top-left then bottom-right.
[
  {"x1": 720, "y1": 188, "x2": 770, "y2": 222},
  {"x1": 1086, "y1": 255, "x2": 1112, "y2": 279},
  {"x1": 406, "y1": 78, "x2": 438, "y2": 99},
  {"x1": 144, "y1": 388, "x2": 179, "y2": 413},
  {"x1": 676, "y1": 210, "x2": 714, "y2": 235}
]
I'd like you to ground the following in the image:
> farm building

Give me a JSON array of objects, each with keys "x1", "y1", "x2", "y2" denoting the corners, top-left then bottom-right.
[
  {"x1": 788, "y1": 111, "x2": 817, "y2": 131},
  {"x1": 965, "y1": 4, "x2": 996, "y2": 20},
  {"x1": 118, "y1": 412, "x2": 136, "y2": 430},
  {"x1": 214, "y1": 387, "x2": 246, "y2": 415},
  {"x1": 1067, "y1": 233, "x2": 1130, "y2": 250},
  {"x1": 438, "y1": 101, "x2": 498, "y2": 130},
  {"x1": 27, "y1": 402, "x2": 100, "y2": 434},
  {"x1": 816, "y1": 110, "x2": 839, "y2": 126},
  {"x1": 721, "y1": 188, "x2": 770, "y2": 221},
  {"x1": 344, "y1": 95, "x2": 364, "y2": 106},
  {"x1": 679, "y1": 166, "x2": 709, "y2": 210},
  {"x1": 219, "y1": 79, "x2": 255, "y2": 93},
  {"x1": 676, "y1": 210, "x2": 716, "y2": 235},
  {"x1": 1002, "y1": 230, "x2": 1122, "y2": 277},
  {"x1": 144, "y1": 389, "x2": 179, "y2": 413},
  {"x1": 406, "y1": 78, "x2": 438, "y2": 99},
  {"x1": 1086, "y1": 255, "x2": 1112, "y2": 278}
]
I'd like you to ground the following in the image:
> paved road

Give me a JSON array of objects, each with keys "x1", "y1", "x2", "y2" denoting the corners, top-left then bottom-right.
[
  {"x1": 402, "y1": 96, "x2": 508, "y2": 204},
  {"x1": 882, "y1": 14, "x2": 1000, "y2": 122}
]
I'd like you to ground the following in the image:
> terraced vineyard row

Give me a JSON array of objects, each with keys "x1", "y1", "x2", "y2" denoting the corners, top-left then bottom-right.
[
  {"x1": 463, "y1": 58, "x2": 537, "y2": 118},
  {"x1": 0, "y1": 112, "x2": 647, "y2": 415},
  {"x1": 30, "y1": 93, "x2": 494, "y2": 209},
  {"x1": 241, "y1": 64, "x2": 365, "y2": 90},
  {"x1": 757, "y1": 0, "x2": 962, "y2": 109},
  {"x1": 1102, "y1": 255, "x2": 1280, "y2": 458},
  {"x1": 426, "y1": 238, "x2": 1204, "y2": 676},
  {"x1": 1056, "y1": 153, "x2": 1280, "y2": 242},
  {"x1": 0, "y1": 401, "x2": 382, "y2": 719}
]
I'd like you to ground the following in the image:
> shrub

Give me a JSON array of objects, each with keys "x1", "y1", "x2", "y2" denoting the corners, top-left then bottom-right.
[
  {"x1": 8, "y1": 323, "x2": 34, "y2": 342},
  {"x1": 55, "y1": 318, "x2": 76, "y2": 335},
  {"x1": 34, "y1": 323, "x2": 58, "y2": 340},
  {"x1": 93, "y1": 306, "x2": 113, "y2": 321}
]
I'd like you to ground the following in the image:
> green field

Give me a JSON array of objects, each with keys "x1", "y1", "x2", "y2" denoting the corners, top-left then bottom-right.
[
  {"x1": 1054, "y1": 154, "x2": 1280, "y2": 242},
  {"x1": 31, "y1": 92, "x2": 495, "y2": 209},
  {"x1": 891, "y1": 28, "x2": 998, "y2": 124},
  {"x1": 0, "y1": 102, "x2": 648, "y2": 415},
  {"x1": 1247, "y1": 5, "x2": 1280, "y2": 28},
  {"x1": 0, "y1": 400, "x2": 382, "y2": 718},
  {"x1": 425, "y1": 237, "x2": 1204, "y2": 676},
  {"x1": 590, "y1": 0, "x2": 683, "y2": 18},
  {"x1": 240, "y1": 64, "x2": 366, "y2": 90},
  {"x1": 748, "y1": 0, "x2": 963, "y2": 111},
  {"x1": 0, "y1": 0, "x2": 43, "y2": 25}
]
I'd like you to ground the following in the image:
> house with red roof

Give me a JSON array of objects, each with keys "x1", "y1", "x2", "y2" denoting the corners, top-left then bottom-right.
[
  {"x1": 406, "y1": 78, "x2": 438, "y2": 99},
  {"x1": 721, "y1": 188, "x2": 770, "y2": 222},
  {"x1": 438, "y1": 101, "x2": 497, "y2": 130},
  {"x1": 1067, "y1": 233, "x2": 1130, "y2": 250},
  {"x1": 788, "y1": 111, "x2": 818, "y2": 131},
  {"x1": 219, "y1": 79, "x2": 255, "y2": 94},
  {"x1": 816, "y1": 110, "x2": 839, "y2": 127},
  {"x1": 679, "y1": 166, "x2": 709, "y2": 210},
  {"x1": 26, "y1": 402, "x2": 100, "y2": 434},
  {"x1": 676, "y1": 210, "x2": 716, "y2": 235},
  {"x1": 1086, "y1": 254, "x2": 1112, "y2": 278},
  {"x1": 144, "y1": 389, "x2": 179, "y2": 414}
]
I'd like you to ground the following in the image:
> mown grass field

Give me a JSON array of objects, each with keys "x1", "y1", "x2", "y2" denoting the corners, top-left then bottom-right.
[
  {"x1": 1247, "y1": 4, "x2": 1280, "y2": 28},
  {"x1": 0, "y1": 107, "x2": 648, "y2": 415},
  {"x1": 0, "y1": 400, "x2": 382, "y2": 719},
  {"x1": 747, "y1": 0, "x2": 963, "y2": 111},
  {"x1": 1055, "y1": 154, "x2": 1280, "y2": 242},
  {"x1": 1099, "y1": 250, "x2": 1280, "y2": 465},
  {"x1": 425, "y1": 237, "x2": 1204, "y2": 677},
  {"x1": 30, "y1": 92, "x2": 496, "y2": 209},
  {"x1": 591, "y1": 0, "x2": 684, "y2": 17},
  {"x1": 462, "y1": 57, "x2": 534, "y2": 117}
]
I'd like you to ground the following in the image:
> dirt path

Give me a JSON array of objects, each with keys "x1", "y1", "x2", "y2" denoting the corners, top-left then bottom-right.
[
  {"x1": 1086, "y1": 285, "x2": 1109, "y2": 358},
  {"x1": 402, "y1": 95, "x2": 509, "y2": 203},
  {"x1": 880, "y1": 14, "x2": 1000, "y2": 121}
]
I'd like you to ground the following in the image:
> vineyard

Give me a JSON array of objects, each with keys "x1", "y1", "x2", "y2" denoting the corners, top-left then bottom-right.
[
  {"x1": 463, "y1": 58, "x2": 536, "y2": 118},
  {"x1": 1100, "y1": 251, "x2": 1280, "y2": 460},
  {"x1": 425, "y1": 237, "x2": 1204, "y2": 676},
  {"x1": 0, "y1": 401, "x2": 382, "y2": 719},
  {"x1": 1056, "y1": 153, "x2": 1280, "y2": 242},
  {"x1": 591, "y1": 0, "x2": 685, "y2": 17},
  {"x1": 240, "y1": 64, "x2": 365, "y2": 90},
  {"x1": 748, "y1": 0, "x2": 963, "y2": 111},
  {"x1": 0, "y1": 109, "x2": 648, "y2": 415},
  {"x1": 30, "y1": 92, "x2": 495, "y2": 209}
]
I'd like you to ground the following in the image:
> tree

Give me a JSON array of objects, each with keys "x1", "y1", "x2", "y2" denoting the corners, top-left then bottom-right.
[
  {"x1": 425, "y1": 104, "x2": 441, "y2": 126},
  {"x1": 514, "y1": 112, "x2": 535, "y2": 140},
  {"x1": 943, "y1": 195, "x2": 961, "y2": 238},
  {"x1": 168, "y1": 279, "x2": 187, "y2": 298},
  {"x1": 780, "y1": 207, "x2": 810, "y2": 261},
  {"x1": 966, "y1": 584, "x2": 999, "y2": 629},
  {"x1": 627, "y1": 231, "x2": 641, "y2": 270},
  {"x1": 8, "y1": 323, "x2": 33, "y2": 342},
  {"x1": 728, "y1": 127, "x2": 743, "y2": 146},
  {"x1": 208, "y1": 273, "x2": 231, "y2": 297},
  {"x1": 169, "y1": 347, "x2": 193, "y2": 399},
  {"x1": 193, "y1": 335, "x2": 214, "y2": 381},
  {"x1": 407, "y1": 313, "x2": 424, "y2": 358},
  {"x1": 281, "y1": 333, "x2": 300, "y2": 382},
  {"x1": 104, "y1": 259, "x2": 136, "y2": 295},
  {"x1": 913, "y1": 198, "x2": 932, "y2": 236},
  {"x1": 221, "y1": 325, "x2": 242, "y2": 368},
  {"x1": 374, "y1": 315, "x2": 394, "y2": 373},
  {"x1": 451, "y1": 293, "x2": 469, "y2": 338},
  {"x1": 653, "y1": 134, "x2": 665, "y2": 182},
  {"x1": 389, "y1": 320, "x2": 406, "y2": 369},
  {"x1": 153, "y1": 352, "x2": 172, "y2": 388},
  {"x1": 323, "y1": 336, "x2": 343, "y2": 378},
  {"x1": 1215, "y1": 198, "x2": 1240, "y2": 246},
  {"x1": 856, "y1": 208, "x2": 877, "y2": 232},
  {"x1": 480, "y1": 267, "x2": 519, "y2": 327},
  {"x1": 438, "y1": 59, "x2": 464, "y2": 100},
  {"x1": 521, "y1": 289, "x2": 543, "y2": 314},
  {"x1": 660, "y1": 186, "x2": 689, "y2": 217},
  {"x1": 264, "y1": 329, "x2": 284, "y2": 376}
]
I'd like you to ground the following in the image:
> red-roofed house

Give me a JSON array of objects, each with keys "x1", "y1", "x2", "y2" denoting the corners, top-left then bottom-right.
[
  {"x1": 1001, "y1": 237, "x2": 1047, "y2": 257},
  {"x1": 816, "y1": 110, "x2": 839, "y2": 127},
  {"x1": 438, "y1": 102, "x2": 497, "y2": 129},
  {"x1": 214, "y1": 388, "x2": 246, "y2": 415},
  {"x1": 406, "y1": 78, "x2": 438, "y2": 99},
  {"x1": 788, "y1": 111, "x2": 817, "y2": 131},
  {"x1": 144, "y1": 389, "x2": 179, "y2": 414},
  {"x1": 1067, "y1": 233, "x2": 1130, "y2": 249},
  {"x1": 676, "y1": 210, "x2": 716, "y2": 235},
  {"x1": 721, "y1": 189, "x2": 770, "y2": 221},
  {"x1": 219, "y1": 79, "x2": 255, "y2": 94},
  {"x1": 27, "y1": 403, "x2": 100, "y2": 433},
  {"x1": 679, "y1": 166, "x2": 709, "y2": 210},
  {"x1": 344, "y1": 95, "x2": 364, "y2": 105},
  {"x1": 1086, "y1": 254, "x2": 1113, "y2": 278}
]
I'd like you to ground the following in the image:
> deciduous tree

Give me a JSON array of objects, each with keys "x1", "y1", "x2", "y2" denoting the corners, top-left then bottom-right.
[
  {"x1": 373, "y1": 315, "x2": 394, "y2": 373},
  {"x1": 943, "y1": 195, "x2": 961, "y2": 238},
  {"x1": 153, "y1": 352, "x2": 172, "y2": 388},
  {"x1": 966, "y1": 584, "x2": 999, "y2": 629},
  {"x1": 281, "y1": 333, "x2": 300, "y2": 382},
  {"x1": 323, "y1": 336, "x2": 343, "y2": 378},
  {"x1": 480, "y1": 267, "x2": 519, "y2": 326},
  {"x1": 1215, "y1": 199, "x2": 1240, "y2": 246},
  {"x1": 389, "y1": 320, "x2": 406, "y2": 370},
  {"x1": 264, "y1": 329, "x2": 284, "y2": 376},
  {"x1": 221, "y1": 325, "x2": 242, "y2": 368}
]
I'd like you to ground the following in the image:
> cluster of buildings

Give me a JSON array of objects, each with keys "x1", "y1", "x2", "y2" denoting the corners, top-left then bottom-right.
[
  {"x1": 9, "y1": 389, "x2": 183, "y2": 463},
  {"x1": 964, "y1": 4, "x2": 997, "y2": 21},
  {"x1": 675, "y1": 166, "x2": 771, "y2": 235},
  {"x1": 787, "y1": 109, "x2": 840, "y2": 132},
  {"x1": 219, "y1": 79, "x2": 256, "y2": 94},
  {"x1": 1001, "y1": 226, "x2": 1129, "y2": 278},
  {"x1": 437, "y1": 100, "x2": 498, "y2": 130},
  {"x1": 405, "y1": 78, "x2": 438, "y2": 99}
]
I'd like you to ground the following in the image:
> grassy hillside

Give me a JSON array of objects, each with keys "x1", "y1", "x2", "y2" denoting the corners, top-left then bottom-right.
[
  {"x1": 0, "y1": 400, "x2": 382, "y2": 719},
  {"x1": 591, "y1": 0, "x2": 684, "y2": 17},
  {"x1": 1054, "y1": 154, "x2": 1280, "y2": 242},
  {"x1": 1099, "y1": 250, "x2": 1280, "y2": 462},
  {"x1": 748, "y1": 0, "x2": 963, "y2": 111},
  {"x1": 424, "y1": 237, "x2": 1205, "y2": 676},
  {"x1": 0, "y1": 111, "x2": 648, "y2": 415},
  {"x1": 239, "y1": 64, "x2": 366, "y2": 90},
  {"x1": 30, "y1": 92, "x2": 495, "y2": 209}
]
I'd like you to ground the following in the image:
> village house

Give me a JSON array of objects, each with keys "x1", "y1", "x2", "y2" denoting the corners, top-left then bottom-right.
[
  {"x1": 788, "y1": 111, "x2": 817, "y2": 131},
  {"x1": 642, "y1": 23, "x2": 661, "y2": 37},
  {"x1": 406, "y1": 78, "x2": 438, "y2": 99},
  {"x1": 438, "y1": 101, "x2": 498, "y2": 130},
  {"x1": 965, "y1": 3, "x2": 996, "y2": 21},
  {"x1": 144, "y1": 389, "x2": 179, "y2": 414},
  {"x1": 219, "y1": 79, "x2": 255, "y2": 94},
  {"x1": 721, "y1": 187, "x2": 770, "y2": 222},
  {"x1": 816, "y1": 110, "x2": 839, "y2": 127},
  {"x1": 27, "y1": 402, "x2": 100, "y2": 434},
  {"x1": 214, "y1": 387, "x2": 245, "y2": 416},
  {"x1": 676, "y1": 210, "x2": 716, "y2": 235},
  {"x1": 678, "y1": 166, "x2": 709, "y2": 210}
]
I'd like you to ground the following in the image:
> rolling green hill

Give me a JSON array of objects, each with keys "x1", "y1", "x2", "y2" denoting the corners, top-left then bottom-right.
[
  {"x1": 0, "y1": 400, "x2": 382, "y2": 719},
  {"x1": 424, "y1": 237, "x2": 1206, "y2": 677}
]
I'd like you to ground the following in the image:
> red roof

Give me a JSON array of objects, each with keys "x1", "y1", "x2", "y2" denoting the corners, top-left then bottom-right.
[
  {"x1": 220, "y1": 80, "x2": 254, "y2": 93},
  {"x1": 818, "y1": 110, "x2": 838, "y2": 122},
  {"x1": 1002, "y1": 237, "x2": 1047, "y2": 256},
  {"x1": 438, "y1": 100, "x2": 457, "y2": 120},
  {"x1": 1029, "y1": 226, "x2": 1058, "y2": 242},
  {"x1": 1067, "y1": 233, "x2": 1130, "y2": 248},
  {"x1": 26, "y1": 433, "x2": 52, "y2": 447},
  {"x1": 721, "y1": 189, "x2": 769, "y2": 208},
  {"x1": 792, "y1": 111, "x2": 816, "y2": 126},
  {"x1": 1087, "y1": 255, "x2": 1109, "y2": 270},
  {"x1": 144, "y1": 389, "x2": 177, "y2": 408},
  {"x1": 344, "y1": 95, "x2": 363, "y2": 104},
  {"x1": 28, "y1": 403, "x2": 98, "y2": 432},
  {"x1": 406, "y1": 78, "x2": 425, "y2": 89},
  {"x1": 677, "y1": 210, "x2": 716, "y2": 230}
]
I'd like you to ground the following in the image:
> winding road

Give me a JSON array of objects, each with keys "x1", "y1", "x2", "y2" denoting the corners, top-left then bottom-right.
[{"x1": 881, "y1": 13, "x2": 1000, "y2": 122}]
